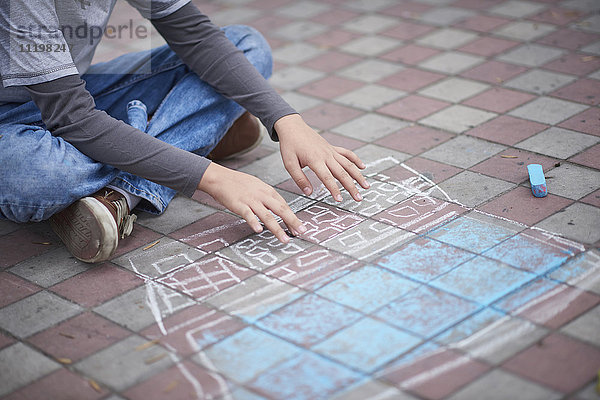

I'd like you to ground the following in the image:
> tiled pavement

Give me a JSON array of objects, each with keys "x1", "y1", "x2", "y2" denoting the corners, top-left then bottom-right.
[{"x1": 1, "y1": 0, "x2": 600, "y2": 399}]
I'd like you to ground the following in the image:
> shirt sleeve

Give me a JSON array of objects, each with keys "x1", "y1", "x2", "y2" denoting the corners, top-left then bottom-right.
[
  {"x1": 150, "y1": 1, "x2": 298, "y2": 141},
  {"x1": 125, "y1": 0, "x2": 190, "y2": 20},
  {"x1": 25, "y1": 74, "x2": 211, "y2": 197},
  {"x1": 0, "y1": 0, "x2": 78, "y2": 87}
]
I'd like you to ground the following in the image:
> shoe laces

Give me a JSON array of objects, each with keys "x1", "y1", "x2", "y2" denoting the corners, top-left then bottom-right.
[{"x1": 102, "y1": 190, "x2": 137, "y2": 239}]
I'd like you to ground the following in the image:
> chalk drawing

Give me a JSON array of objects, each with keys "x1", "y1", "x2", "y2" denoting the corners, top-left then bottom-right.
[{"x1": 114, "y1": 154, "x2": 598, "y2": 399}]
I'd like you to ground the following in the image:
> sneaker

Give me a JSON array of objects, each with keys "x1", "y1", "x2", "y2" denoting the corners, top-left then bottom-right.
[
  {"x1": 208, "y1": 112, "x2": 263, "y2": 161},
  {"x1": 49, "y1": 189, "x2": 137, "y2": 263}
]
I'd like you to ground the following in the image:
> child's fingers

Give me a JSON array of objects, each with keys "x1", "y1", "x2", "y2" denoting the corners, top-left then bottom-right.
[
  {"x1": 265, "y1": 196, "x2": 306, "y2": 237},
  {"x1": 312, "y1": 163, "x2": 343, "y2": 202},
  {"x1": 334, "y1": 146, "x2": 366, "y2": 169},
  {"x1": 238, "y1": 206, "x2": 263, "y2": 233},
  {"x1": 252, "y1": 204, "x2": 290, "y2": 243},
  {"x1": 327, "y1": 160, "x2": 362, "y2": 202},
  {"x1": 283, "y1": 155, "x2": 313, "y2": 196},
  {"x1": 334, "y1": 152, "x2": 370, "y2": 189}
]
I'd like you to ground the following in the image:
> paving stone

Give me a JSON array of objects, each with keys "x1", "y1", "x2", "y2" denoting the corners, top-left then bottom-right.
[
  {"x1": 434, "y1": 307, "x2": 505, "y2": 345},
  {"x1": 342, "y1": 14, "x2": 399, "y2": 34},
  {"x1": 265, "y1": 247, "x2": 361, "y2": 291},
  {"x1": 9, "y1": 247, "x2": 90, "y2": 288},
  {"x1": 338, "y1": 59, "x2": 403, "y2": 83},
  {"x1": 0, "y1": 343, "x2": 60, "y2": 397},
  {"x1": 340, "y1": 36, "x2": 400, "y2": 56},
  {"x1": 314, "y1": 317, "x2": 421, "y2": 373},
  {"x1": 276, "y1": 1, "x2": 331, "y2": 19},
  {"x1": 542, "y1": 162, "x2": 600, "y2": 200},
  {"x1": 382, "y1": 348, "x2": 490, "y2": 399},
  {"x1": 461, "y1": 60, "x2": 528, "y2": 84},
  {"x1": 422, "y1": 135, "x2": 505, "y2": 169},
  {"x1": 561, "y1": 303, "x2": 600, "y2": 347},
  {"x1": 536, "y1": 202, "x2": 600, "y2": 244},
  {"x1": 420, "y1": 104, "x2": 497, "y2": 133},
  {"x1": 272, "y1": 22, "x2": 328, "y2": 42},
  {"x1": 94, "y1": 285, "x2": 194, "y2": 332},
  {"x1": 334, "y1": 84, "x2": 406, "y2": 111},
  {"x1": 301, "y1": 102, "x2": 363, "y2": 131},
  {"x1": 269, "y1": 66, "x2": 325, "y2": 90},
  {"x1": 447, "y1": 369, "x2": 562, "y2": 400},
  {"x1": 429, "y1": 213, "x2": 520, "y2": 253},
  {"x1": 135, "y1": 195, "x2": 214, "y2": 234},
  {"x1": 302, "y1": 51, "x2": 362, "y2": 73},
  {"x1": 470, "y1": 148, "x2": 558, "y2": 184},
  {"x1": 477, "y1": 186, "x2": 573, "y2": 227},
  {"x1": 383, "y1": 157, "x2": 462, "y2": 186},
  {"x1": 489, "y1": 0, "x2": 547, "y2": 18},
  {"x1": 378, "y1": 237, "x2": 474, "y2": 282},
  {"x1": 157, "y1": 254, "x2": 255, "y2": 301},
  {"x1": 459, "y1": 36, "x2": 519, "y2": 57},
  {"x1": 218, "y1": 230, "x2": 312, "y2": 271},
  {"x1": 0, "y1": 272, "x2": 40, "y2": 308},
  {"x1": 451, "y1": 316, "x2": 548, "y2": 365},
  {"x1": 345, "y1": 0, "x2": 399, "y2": 12},
  {"x1": 50, "y1": 263, "x2": 143, "y2": 307},
  {"x1": 27, "y1": 311, "x2": 130, "y2": 363},
  {"x1": 419, "y1": 77, "x2": 489, "y2": 103},
  {"x1": 294, "y1": 203, "x2": 365, "y2": 244},
  {"x1": 0, "y1": 224, "x2": 61, "y2": 269},
  {"x1": 170, "y1": 211, "x2": 255, "y2": 254},
  {"x1": 504, "y1": 69, "x2": 576, "y2": 95},
  {"x1": 378, "y1": 94, "x2": 450, "y2": 122},
  {"x1": 280, "y1": 91, "x2": 324, "y2": 113},
  {"x1": 494, "y1": 21, "x2": 556, "y2": 41},
  {"x1": 74, "y1": 335, "x2": 173, "y2": 392},
  {"x1": 200, "y1": 327, "x2": 300, "y2": 383},
  {"x1": 417, "y1": 28, "x2": 478, "y2": 50},
  {"x1": 113, "y1": 237, "x2": 205, "y2": 278},
  {"x1": 0, "y1": 291, "x2": 81, "y2": 338},
  {"x1": 569, "y1": 143, "x2": 600, "y2": 169},
  {"x1": 558, "y1": 107, "x2": 600, "y2": 137},
  {"x1": 509, "y1": 97, "x2": 588, "y2": 125},
  {"x1": 551, "y1": 78, "x2": 600, "y2": 105},
  {"x1": 248, "y1": 352, "x2": 362, "y2": 400},
  {"x1": 122, "y1": 361, "x2": 231, "y2": 400},
  {"x1": 419, "y1": 51, "x2": 485, "y2": 74},
  {"x1": 518, "y1": 285, "x2": 600, "y2": 329},
  {"x1": 238, "y1": 151, "x2": 293, "y2": 185},
  {"x1": 257, "y1": 293, "x2": 362, "y2": 346},
  {"x1": 464, "y1": 87, "x2": 535, "y2": 113},
  {"x1": 467, "y1": 115, "x2": 548, "y2": 145},
  {"x1": 516, "y1": 127, "x2": 599, "y2": 159},
  {"x1": 381, "y1": 45, "x2": 441, "y2": 67},
  {"x1": 497, "y1": 44, "x2": 565, "y2": 67},
  {"x1": 375, "y1": 125, "x2": 454, "y2": 156},
  {"x1": 0, "y1": 219, "x2": 19, "y2": 236},
  {"x1": 581, "y1": 189, "x2": 600, "y2": 207},
  {"x1": 206, "y1": 274, "x2": 304, "y2": 322},
  {"x1": 435, "y1": 171, "x2": 515, "y2": 208},
  {"x1": 418, "y1": 7, "x2": 475, "y2": 26},
  {"x1": 502, "y1": 333, "x2": 600, "y2": 393},
  {"x1": 298, "y1": 76, "x2": 364, "y2": 100},
  {"x1": 331, "y1": 379, "x2": 416, "y2": 400},
  {"x1": 376, "y1": 286, "x2": 480, "y2": 338},
  {"x1": 317, "y1": 265, "x2": 417, "y2": 313},
  {"x1": 492, "y1": 277, "x2": 560, "y2": 313},
  {"x1": 331, "y1": 113, "x2": 407, "y2": 142},
  {"x1": 456, "y1": 14, "x2": 512, "y2": 32},
  {"x1": 430, "y1": 256, "x2": 535, "y2": 305},
  {"x1": 549, "y1": 250, "x2": 600, "y2": 295},
  {"x1": 3, "y1": 368, "x2": 109, "y2": 400},
  {"x1": 272, "y1": 42, "x2": 324, "y2": 65}
]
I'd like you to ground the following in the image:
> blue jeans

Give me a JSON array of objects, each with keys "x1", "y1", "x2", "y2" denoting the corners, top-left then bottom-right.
[{"x1": 0, "y1": 25, "x2": 272, "y2": 223}]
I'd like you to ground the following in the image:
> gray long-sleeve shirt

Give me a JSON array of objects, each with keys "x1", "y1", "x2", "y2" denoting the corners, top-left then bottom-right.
[{"x1": 1, "y1": 0, "x2": 296, "y2": 197}]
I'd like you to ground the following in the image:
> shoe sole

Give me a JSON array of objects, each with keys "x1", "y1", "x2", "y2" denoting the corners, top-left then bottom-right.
[
  {"x1": 50, "y1": 197, "x2": 118, "y2": 263},
  {"x1": 217, "y1": 119, "x2": 265, "y2": 161}
]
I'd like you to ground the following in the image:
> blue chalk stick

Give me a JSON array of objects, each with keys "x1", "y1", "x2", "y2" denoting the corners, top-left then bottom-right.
[{"x1": 527, "y1": 164, "x2": 547, "y2": 198}]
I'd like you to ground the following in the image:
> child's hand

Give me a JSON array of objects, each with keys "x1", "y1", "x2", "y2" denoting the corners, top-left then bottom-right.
[
  {"x1": 275, "y1": 114, "x2": 370, "y2": 202},
  {"x1": 197, "y1": 162, "x2": 306, "y2": 243}
]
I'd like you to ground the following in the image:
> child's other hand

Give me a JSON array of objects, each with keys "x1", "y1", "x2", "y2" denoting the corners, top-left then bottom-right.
[
  {"x1": 197, "y1": 162, "x2": 306, "y2": 243},
  {"x1": 275, "y1": 114, "x2": 370, "y2": 202}
]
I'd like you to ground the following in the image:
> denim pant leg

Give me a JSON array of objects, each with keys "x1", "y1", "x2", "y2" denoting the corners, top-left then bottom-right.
[
  {"x1": 104, "y1": 26, "x2": 274, "y2": 214},
  {"x1": 0, "y1": 25, "x2": 273, "y2": 223}
]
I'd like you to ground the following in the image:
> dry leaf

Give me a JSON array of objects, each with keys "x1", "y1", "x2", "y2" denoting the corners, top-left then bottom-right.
[
  {"x1": 58, "y1": 332, "x2": 75, "y2": 339},
  {"x1": 581, "y1": 56, "x2": 596, "y2": 63},
  {"x1": 32, "y1": 241, "x2": 52, "y2": 245},
  {"x1": 500, "y1": 155, "x2": 518, "y2": 159},
  {"x1": 56, "y1": 357, "x2": 72, "y2": 364},
  {"x1": 143, "y1": 240, "x2": 160, "y2": 250},
  {"x1": 145, "y1": 353, "x2": 167, "y2": 364},
  {"x1": 164, "y1": 380, "x2": 179, "y2": 393},
  {"x1": 89, "y1": 379, "x2": 102, "y2": 393},
  {"x1": 135, "y1": 338, "x2": 160, "y2": 351}
]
